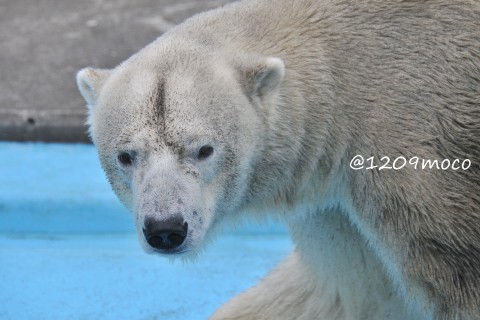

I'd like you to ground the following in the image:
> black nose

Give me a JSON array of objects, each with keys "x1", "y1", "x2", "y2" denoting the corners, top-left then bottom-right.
[{"x1": 143, "y1": 216, "x2": 188, "y2": 251}]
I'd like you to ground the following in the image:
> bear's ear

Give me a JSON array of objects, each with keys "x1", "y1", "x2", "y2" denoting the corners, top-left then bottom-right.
[
  {"x1": 76, "y1": 68, "x2": 111, "y2": 109},
  {"x1": 241, "y1": 57, "x2": 285, "y2": 100}
]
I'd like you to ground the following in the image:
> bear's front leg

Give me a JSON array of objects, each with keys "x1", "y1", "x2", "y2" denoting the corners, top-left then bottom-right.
[{"x1": 210, "y1": 251, "x2": 339, "y2": 320}]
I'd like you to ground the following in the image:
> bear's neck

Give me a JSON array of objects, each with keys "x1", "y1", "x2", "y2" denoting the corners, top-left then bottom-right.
[{"x1": 288, "y1": 208, "x2": 420, "y2": 319}]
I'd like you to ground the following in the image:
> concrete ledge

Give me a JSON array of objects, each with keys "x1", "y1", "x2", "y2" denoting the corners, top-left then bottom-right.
[
  {"x1": 0, "y1": 0, "x2": 234, "y2": 142},
  {"x1": 0, "y1": 109, "x2": 90, "y2": 142}
]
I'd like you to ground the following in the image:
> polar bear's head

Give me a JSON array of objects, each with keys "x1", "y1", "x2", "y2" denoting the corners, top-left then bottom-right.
[{"x1": 76, "y1": 42, "x2": 284, "y2": 257}]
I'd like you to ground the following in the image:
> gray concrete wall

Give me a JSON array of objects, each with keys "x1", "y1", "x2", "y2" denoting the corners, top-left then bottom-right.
[{"x1": 0, "y1": 0, "x2": 234, "y2": 142}]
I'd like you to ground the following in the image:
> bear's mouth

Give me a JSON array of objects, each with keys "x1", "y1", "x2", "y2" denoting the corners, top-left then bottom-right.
[{"x1": 151, "y1": 246, "x2": 189, "y2": 255}]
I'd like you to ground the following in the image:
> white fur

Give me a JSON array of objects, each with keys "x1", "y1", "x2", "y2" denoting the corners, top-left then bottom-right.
[{"x1": 77, "y1": 0, "x2": 480, "y2": 318}]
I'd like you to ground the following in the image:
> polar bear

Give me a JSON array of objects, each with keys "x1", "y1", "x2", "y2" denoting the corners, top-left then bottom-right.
[{"x1": 76, "y1": 0, "x2": 480, "y2": 319}]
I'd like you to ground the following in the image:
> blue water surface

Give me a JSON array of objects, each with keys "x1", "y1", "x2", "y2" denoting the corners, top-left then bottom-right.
[{"x1": 0, "y1": 143, "x2": 291, "y2": 320}]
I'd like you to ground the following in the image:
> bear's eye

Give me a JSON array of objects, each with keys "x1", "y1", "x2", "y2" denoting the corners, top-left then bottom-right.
[
  {"x1": 197, "y1": 145, "x2": 214, "y2": 160},
  {"x1": 117, "y1": 152, "x2": 133, "y2": 166}
]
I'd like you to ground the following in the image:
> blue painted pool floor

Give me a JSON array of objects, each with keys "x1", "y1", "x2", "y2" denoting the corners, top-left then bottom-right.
[{"x1": 0, "y1": 143, "x2": 292, "y2": 320}]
